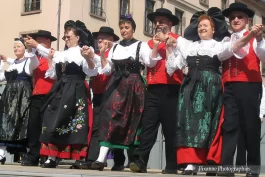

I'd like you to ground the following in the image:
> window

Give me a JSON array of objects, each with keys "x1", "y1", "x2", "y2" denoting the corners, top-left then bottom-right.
[
  {"x1": 249, "y1": 17, "x2": 254, "y2": 30},
  {"x1": 91, "y1": 0, "x2": 104, "y2": 17},
  {"x1": 175, "y1": 9, "x2": 183, "y2": 35},
  {"x1": 24, "y1": 0, "x2": 41, "y2": 12},
  {"x1": 120, "y1": 0, "x2": 130, "y2": 16},
  {"x1": 262, "y1": 16, "x2": 265, "y2": 37},
  {"x1": 144, "y1": 0, "x2": 155, "y2": 35},
  {"x1": 221, "y1": 0, "x2": 229, "y2": 11}
]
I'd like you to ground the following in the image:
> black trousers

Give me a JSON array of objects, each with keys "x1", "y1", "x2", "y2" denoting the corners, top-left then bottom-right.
[
  {"x1": 27, "y1": 94, "x2": 46, "y2": 162},
  {"x1": 133, "y1": 84, "x2": 180, "y2": 170},
  {"x1": 236, "y1": 128, "x2": 247, "y2": 165},
  {"x1": 86, "y1": 94, "x2": 102, "y2": 161},
  {"x1": 222, "y1": 82, "x2": 262, "y2": 169}
]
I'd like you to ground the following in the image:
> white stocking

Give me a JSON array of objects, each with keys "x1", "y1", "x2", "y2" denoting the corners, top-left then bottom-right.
[
  {"x1": 45, "y1": 156, "x2": 56, "y2": 163},
  {"x1": 96, "y1": 146, "x2": 109, "y2": 163},
  {"x1": 0, "y1": 146, "x2": 6, "y2": 160},
  {"x1": 185, "y1": 164, "x2": 195, "y2": 171}
]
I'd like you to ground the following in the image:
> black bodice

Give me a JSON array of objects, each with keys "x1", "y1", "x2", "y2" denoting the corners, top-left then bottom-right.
[
  {"x1": 112, "y1": 58, "x2": 142, "y2": 74},
  {"x1": 55, "y1": 62, "x2": 86, "y2": 80},
  {"x1": 4, "y1": 59, "x2": 31, "y2": 83},
  {"x1": 187, "y1": 55, "x2": 221, "y2": 73}
]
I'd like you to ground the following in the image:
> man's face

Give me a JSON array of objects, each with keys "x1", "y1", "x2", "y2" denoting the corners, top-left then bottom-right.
[
  {"x1": 36, "y1": 37, "x2": 51, "y2": 48},
  {"x1": 153, "y1": 16, "x2": 172, "y2": 30},
  {"x1": 229, "y1": 11, "x2": 249, "y2": 32},
  {"x1": 97, "y1": 33, "x2": 114, "y2": 49}
]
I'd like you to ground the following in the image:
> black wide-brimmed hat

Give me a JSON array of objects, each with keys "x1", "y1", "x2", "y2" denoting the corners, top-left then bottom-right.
[
  {"x1": 92, "y1": 26, "x2": 120, "y2": 41},
  {"x1": 184, "y1": 7, "x2": 231, "y2": 42},
  {"x1": 222, "y1": 2, "x2": 255, "y2": 18},
  {"x1": 147, "y1": 8, "x2": 179, "y2": 26},
  {"x1": 30, "y1": 30, "x2": 57, "y2": 41}
]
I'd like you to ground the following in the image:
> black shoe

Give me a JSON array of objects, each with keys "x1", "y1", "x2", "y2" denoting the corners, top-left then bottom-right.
[
  {"x1": 42, "y1": 159, "x2": 57, "y2": 168},
  {"x1": 21, "y1": 159, "x2": 39, "y2": 166},
  {"x1": 104, "y1": 162, "x2": 107, "y2": 167},
  {"x1": 0, "y1": 156, "x2": 6, "y2": 165},
  {"x1": 91, "y1": 161, "x2": 105, "y2": 171},
  {"x1": 246, "y1": 172, "x2": 259, "y2": 177},
  {"x1": 111, "y1": 164, "x2": 125, "y2": 171},
  {"x1": 129, "y1": 160, "x2": 147, "y2": 173},
  {"x1": 181, "y1": 170, "x2": 197, "y2": 175},
  {"x1": 162, "y1": 169, "x2": 178, "y2": 174},
  {"x1": 125, "y1": 161, "x2": 131, "y2": 168},
  {"x1": 206, "y1": 172, "x2": 217, "y2": 176},
  {"x1": 69, "y1": 160, "x2": 92, "y2": 169},
  {"x1": 217, "y1": 172, "x2": 234, "y2": 176}
]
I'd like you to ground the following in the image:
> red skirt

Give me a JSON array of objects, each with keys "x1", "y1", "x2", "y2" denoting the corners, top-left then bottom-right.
[
  {"x1": 40, "y1": 81, "x2": 94, "y2": 160},
  {"x1": 177, "y1": 106, "x2": 224, "y2": 165}
]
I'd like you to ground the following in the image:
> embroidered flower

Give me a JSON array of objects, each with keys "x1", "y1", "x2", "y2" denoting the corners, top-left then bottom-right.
[
  {"x1": 56, "y1": 98, "x2": 86, "y2": 135},
  {"x1": 76, "y1": 124, "x2": 82, "y2": 129}
]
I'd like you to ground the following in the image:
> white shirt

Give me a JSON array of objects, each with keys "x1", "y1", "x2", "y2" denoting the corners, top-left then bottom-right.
[
  {"x1": 36, "y1": 44, "x2": 100, "y2": 79},
  {"x1": 260, "y1": 84, "x2": 265, "y2": 118},
  {"x1": 0, "y1": 50, "x2": 39, "y2": 81},
  {"x1": 100, "y1": 41, "x2": 162, "y2": 76},
  {"x1": 232, "y1": 29, "x2": 265, "y2": 62}
]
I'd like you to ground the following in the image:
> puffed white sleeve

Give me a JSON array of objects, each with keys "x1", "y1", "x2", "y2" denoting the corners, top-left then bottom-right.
[
  {"x1": 175, "y1": 37, "x2": 192, "y2": 59},
  {"x1": 216, "y1": 37, "x2": 233, "y2": 61},
  {"x1": 0, "y1": 60, "x2": 6, "y2": 82},
  {"x1": 230, "y1": 33, "x2": 250, "y2": 59},
  {"x1": 24, "y1": 48, "x2": 40, "y2": 76},
  {"x1": 100, "y1": 46, "x2": 115, "y2": 76},
  {"x1": 139, "y1": 42, "x2": 162, "y2": 68},
  {"x1": 6, "y1": 58, "x2": 15, "y2": 65},
  {"x1": 44, "y1": 51, "x2": 65, "y2": 80},
  {"x1": 166, "y1": 48, "x2": 187, "y2": 76},
  {"x1": 260, "y1": 85, "x2": 265, "y2": 118},
  {"x1": 253, "y1": 38, "x2": 265, "y2": 62},
  {"x1": 82, "y1": 53, "x2": 101, "y2": 77},
  {"x1": 36, "y1": 44, "x2": 61, "y2": 59}
]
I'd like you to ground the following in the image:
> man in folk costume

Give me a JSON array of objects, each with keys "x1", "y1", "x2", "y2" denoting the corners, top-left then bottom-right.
[
  {"x1": 130, "y1": 8, "x2": 183, "y2": 174},
  {"x1": 71, "y1": 26, "x2": 120, "y2": 170},
  {"x1": 221, "y1": 3, "x2": 265, "y2": 177},
  {"x1": 21, "y1": 30, "x2": 56, "y2": 166}
]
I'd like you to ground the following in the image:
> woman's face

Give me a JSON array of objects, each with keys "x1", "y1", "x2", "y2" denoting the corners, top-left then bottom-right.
[
  {"x1": 13, "y1": 42, "x2": 25, "y2": 58},
  {"x1": 198, "y1": 19, "x2": 214, "y2": 40},
  {"x1": 119, "y1": 22, "x2": 134, "y2": 40},
  {"x1": 64, "y1": 30, "x2": 79, "y2": 48}
]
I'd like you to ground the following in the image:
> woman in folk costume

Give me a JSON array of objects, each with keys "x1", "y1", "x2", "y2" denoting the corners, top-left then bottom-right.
[
  {"x1": 163, "y1": 7, "x2": 262, "y2": 175},
  {"x1": 0, "y1": 38, "x2": 39, "y2": 164},
  {"x1": 110, "y1": 14, "x2": 143, "y2": 171},
  {"x1": 27, "y1": 20, "x2": 99, "y2": 168},
  {"x1": 90, "y1": 33, "x2": 161, "y2": 171}
]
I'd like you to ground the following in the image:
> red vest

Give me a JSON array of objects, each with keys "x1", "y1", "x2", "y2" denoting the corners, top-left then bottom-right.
[
  {"x1": 147, "y1": 32, "x2": 183, "y2": 85},
  {"x1": 91, "y1": 49, "x2": 113, "y2": 94},
  {"x1": 222, "y1": 31, "x2": 262, "y2": 83},
  {"x1": 32, "y1": 56, "x2": 54, "y2": 95}
]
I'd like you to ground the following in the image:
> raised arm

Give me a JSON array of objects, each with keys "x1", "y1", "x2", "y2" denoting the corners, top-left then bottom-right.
[
  {"x1": 139, "y1": 41, "x2": 161, "y2": 68},
  {"x1": 0, "y1": 60, "x2": 6, "y2": 82},
  {"x1": 99, "y1": 40, "x2": 114, "y2": 76},
  {"x1": 24, "y1": 48, "x2": 40, "y2": 76},
  {"x1": 253, "y1": 25, "x2": 265, "y2": 62},
  {"x1": 232, "y1": 24, "x2": 263, "y2": 59}
]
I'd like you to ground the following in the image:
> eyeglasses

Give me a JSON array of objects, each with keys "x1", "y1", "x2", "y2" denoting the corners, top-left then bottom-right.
[
  {"x1": 120, "y1": 14, "x2": 133, "y2": 19},
  {"x1": 62, "y1": 36, "x2": 71, "y2": 40},
  {"x1": 229, "y1": 15, "x2": 245, "y2": 21}
]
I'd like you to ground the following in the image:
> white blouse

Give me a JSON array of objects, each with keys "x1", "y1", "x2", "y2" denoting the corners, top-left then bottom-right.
[
  {"x1": 166, "y1": 36, "x2": 249, "y2": 76},
  {"x1": 100, "y1": 41, "x2": 161, "y2": 76},
  {"x1": 232, "y1": 29, "x2": 265, "y2": 62},
  {"x1": 0, "y1": 50, "x2": 39, "y2": 82},
  {"x1": 36, "y1": 44, "x2": 100, "y2": 79}
]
